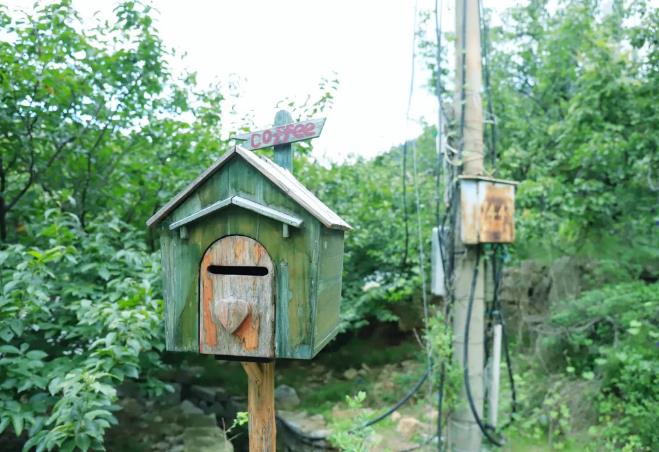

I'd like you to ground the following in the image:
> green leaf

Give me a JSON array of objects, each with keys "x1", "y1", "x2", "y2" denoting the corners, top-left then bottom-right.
[
  {"x1": 26, "y1": 350, "x2": 48, "y2": 360},
  {"x1": 12, "y1": 415, "x2": 24, "y2": 436},
  {"x1": 0, "y1": 345, "x2": 20, "y2": 354},
  {"x1": 0, "y1": 417, "x2": 10, "y2": 435}
]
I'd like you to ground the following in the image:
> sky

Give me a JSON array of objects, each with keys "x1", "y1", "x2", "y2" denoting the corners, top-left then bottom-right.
[{"x1": 5, "y1": 0, "x2": 519, "y2": 162}]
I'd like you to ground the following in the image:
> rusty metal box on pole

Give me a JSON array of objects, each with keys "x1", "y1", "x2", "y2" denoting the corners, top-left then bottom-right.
[{"x1": 459, "y1": 176, "x2": 517, "y2": 244}]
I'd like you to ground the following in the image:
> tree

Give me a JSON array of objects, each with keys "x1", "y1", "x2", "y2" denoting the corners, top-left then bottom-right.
[
  {"x1": 487, "y1": 0, "x2": 658, "y2": 255},
  {"x1": 0, "y1": 0, "x2": 226, "y2": 242}
]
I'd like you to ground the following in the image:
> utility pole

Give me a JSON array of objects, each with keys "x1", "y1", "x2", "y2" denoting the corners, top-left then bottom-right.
[{"x1": 449, "y1": 0, "x2": 486, "y2": 450}]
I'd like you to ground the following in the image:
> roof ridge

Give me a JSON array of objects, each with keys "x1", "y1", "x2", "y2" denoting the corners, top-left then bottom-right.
[{"x1": 146, "y1": 145, "x2": 351, "y2": 231}]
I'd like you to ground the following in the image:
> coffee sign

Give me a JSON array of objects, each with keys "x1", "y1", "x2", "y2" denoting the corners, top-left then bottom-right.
[{"x1": 235, "y1": 118, "x2": 325, "y2": 151}]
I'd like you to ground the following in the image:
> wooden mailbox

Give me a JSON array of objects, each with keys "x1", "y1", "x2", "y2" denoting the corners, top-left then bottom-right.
[{"x1": 147, "y1": 145, "x2": 351, "y2": 360}]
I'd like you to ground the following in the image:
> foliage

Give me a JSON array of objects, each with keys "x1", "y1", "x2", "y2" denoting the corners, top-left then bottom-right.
[
  {"x1": 425, "y1": 311, "x2": 461, "y2": 411},
  {"x1": 328, "y1": 391, "x2": 378, "y2": 452},
  {"x1": 0, "y1": 1, "x2": 227, "y2": 449},
  {"x1": 299, "y1": 128, "x2": 441, "y2": 330},
  {"x1": 0, "y1": 0, "x2": 227, "y2": 243},
  {"x1": 0, "y1": 0, "x2": 656, "y2": 449},
  {"x1": 547, "y1": 282, "x2": 659, "y2": 450},
  {"x1": 488, "y1": 0, "x2": 658, "y2": 254},
  {"x1": 0, "y1": 208, "x2": 165, "y2": 450}
]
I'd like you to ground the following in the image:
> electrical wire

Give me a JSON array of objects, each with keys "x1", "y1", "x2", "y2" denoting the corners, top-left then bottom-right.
[
  {"x1": 356, "y1": 365, "x2": 430, "y2": 431},
  {"x1": 463, "y1": 247, "x2": 505, "y2": 447},
  {"x1": 489, "y1": 245, "x2": 518, "y2": 430},
  {"x1": 279, "y1": 366, "x2": 432, "y2": 446},
  {"x1": 282, "y1": 3, "x2": 434, "y2": 446},
  {"x1": 478, "y1": 0, "x2": 497, "y2": 167}
]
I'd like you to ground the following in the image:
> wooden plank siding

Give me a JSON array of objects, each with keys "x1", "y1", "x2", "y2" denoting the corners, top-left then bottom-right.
[{"x1": 312, "y1": 227, "x2": 345, "y2": 356}]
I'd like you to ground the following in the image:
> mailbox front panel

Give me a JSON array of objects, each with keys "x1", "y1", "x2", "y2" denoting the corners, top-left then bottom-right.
[{"x1": 199, "y1": 235, "x2": 275, "y2": 358}]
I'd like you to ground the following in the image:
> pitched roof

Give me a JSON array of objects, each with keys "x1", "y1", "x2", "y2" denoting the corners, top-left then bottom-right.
[{"x1": 146, "y1": 146, "x2": 352, "y2": 231}]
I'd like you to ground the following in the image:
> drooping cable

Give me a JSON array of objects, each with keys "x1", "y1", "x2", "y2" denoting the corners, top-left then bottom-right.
[
  {"x1": 489, "y1": 245, "x2": 517, "y2": 430},
  {"x1": 356, "y1": 365, "x2": 430, "y2": 430}
]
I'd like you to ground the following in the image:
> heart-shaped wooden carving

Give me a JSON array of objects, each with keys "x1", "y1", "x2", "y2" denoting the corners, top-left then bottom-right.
[{"x1": 213, "y1": 298, "x2": 250, "y2": 334}]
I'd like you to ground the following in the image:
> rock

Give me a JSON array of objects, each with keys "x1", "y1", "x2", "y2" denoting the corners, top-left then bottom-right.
[
  {"x1": 275, "y1": 385, "x2": 300, "y2": 410},
  {"x1": 342, "y1": 368, "x2": 359, "y2": 380},
  {"x1": 190, "y1": 385, "x2": 225, "y2": 403},
  {"x1": 182, "y1": 426, "x2": 233, "y2": 452},
  {"x1": 277, "y1": 410, "x2": 330, "y2": 452},
  {"x1": 180, "y1": 400, "x2": 204, "y2": 416},
  {"x1": 185, "y1": 413, "x2": 218, "y2": 428},
  {"x1": 396, "y1": 416, "x2": 424, "y2": 440}
]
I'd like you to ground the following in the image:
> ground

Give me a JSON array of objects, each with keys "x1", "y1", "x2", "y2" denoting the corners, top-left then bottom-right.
[{"x1": 104, "y1": 323, "x2": 592, "y2": 451}]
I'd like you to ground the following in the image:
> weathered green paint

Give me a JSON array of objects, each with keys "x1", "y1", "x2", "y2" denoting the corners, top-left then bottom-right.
[
  {"x1": 158, "y1": 152, "x2": 345, "y2": 359},
  {"x1": 276, "y1": 261, "x2": 290, "y2": 356},
  {"x1": 313, "y1": 227, "x2": 344, "y2": 356}
]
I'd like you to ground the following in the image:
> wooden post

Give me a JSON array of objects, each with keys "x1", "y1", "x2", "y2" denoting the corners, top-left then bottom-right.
[
  {"x1": 242, "y1": 362, "x2": 276, "y2": 452},
  {"x1": 449, "y1": 0, "x2": 486, "y2": 450},
  {"x1": 273, "y1": 110, "x2": 294, "y2": 171}
]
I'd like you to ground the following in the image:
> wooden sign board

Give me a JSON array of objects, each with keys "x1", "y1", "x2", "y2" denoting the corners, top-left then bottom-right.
[{"x1": 235, "y1": 118, "x2": 325, "y2": 151}]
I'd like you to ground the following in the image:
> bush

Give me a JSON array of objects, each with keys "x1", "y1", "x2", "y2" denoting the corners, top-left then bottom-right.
[
  {"x1": 0, "y1": 208, "x2": 166, "y2": 450},
  {"x1": 547, "y1": 282, "x2": 659, "y2": 450}
]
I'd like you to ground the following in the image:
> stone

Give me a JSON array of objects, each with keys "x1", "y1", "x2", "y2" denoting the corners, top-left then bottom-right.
[
  {"x1": 180, "y1": 400, "x2": 204, "y2": 416},
  {"x1": 396, "y1": 416, "x2": 424, "y2": 440},
  {"x1": 190, "y1": 385, "x2": 222, "y2": 403},
  {"x1": 275, "y1": 385, "x2": 300, "y2": 410},
  {"x1": 182, "y1": 426, "x2": 233, "y2": 452},
  {"x1": 185, "y1": 413, "x2": 218, "y2": 428},
  {"x1": 277, "y1": 410, "x2": 330, "y2": 452},
  {"x1": 342, "y1": 368, "x2": 359, "y2": 380}
]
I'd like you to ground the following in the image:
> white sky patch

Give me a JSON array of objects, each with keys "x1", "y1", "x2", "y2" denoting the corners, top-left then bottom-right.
[{"x1": 5, "y1": 0, "x2": 520, "y2": 162}]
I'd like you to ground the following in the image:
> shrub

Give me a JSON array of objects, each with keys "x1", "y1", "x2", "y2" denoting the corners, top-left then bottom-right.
[{"x1": 0, "y1": 209, "x2": 166, "y2": 450}]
